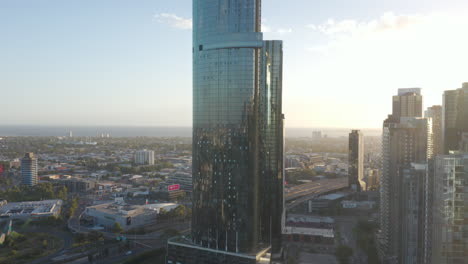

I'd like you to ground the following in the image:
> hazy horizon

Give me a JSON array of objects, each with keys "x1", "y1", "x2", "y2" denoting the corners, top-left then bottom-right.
[{"x1": 0, "y1": 125, "x2": 382, "y2": 138}]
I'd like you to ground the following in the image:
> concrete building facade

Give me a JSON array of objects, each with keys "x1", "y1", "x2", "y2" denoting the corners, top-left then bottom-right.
[{"x1": 134, "y1": 150, "x2": 155, "y2": 165}]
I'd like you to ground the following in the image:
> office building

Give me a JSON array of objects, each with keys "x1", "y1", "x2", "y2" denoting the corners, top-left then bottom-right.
[
  {"x1": 380, "y1": 89, "x2": 433, "y2": 264},
  {"x1": 432, "y1": 154, "x2": 468, "y2": 264},
  {"x1": 134, "y1": 149, "x2": 155, "y2": 165},
  {"x1": 425, "y1": 105, "x2": 443, "y2": 156},
  {"x1": 442, "y1": 83, "x2": 468, "y2": 154},
  {"x1": 167, "y1": 0, "x2": 284, "y2": 263},
  {"x1": 348, "y1": 130, "x2": 365, "y2": 191},
  {"x1": 21, "y1": 152, "x2": 38, "y2": 187},
  {"x1": 392, "y1": 88, "x2": 423, "y2": 119}
]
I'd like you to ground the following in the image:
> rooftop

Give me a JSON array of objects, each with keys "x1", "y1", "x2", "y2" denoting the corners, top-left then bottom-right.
[
  {"x1": 86, "y1": 202, "x2": 177, "y2": 217},
  {"x1": 0, "y1": 199, "x2": 63, "y2": 217},
  {"x1": 283, "y1": 226, "x2": 334, "y2": 238}
]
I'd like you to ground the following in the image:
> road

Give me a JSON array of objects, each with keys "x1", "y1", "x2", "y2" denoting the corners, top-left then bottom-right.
[{"x1": 286, "y1": 178, "x2": 348, "y2": 210}]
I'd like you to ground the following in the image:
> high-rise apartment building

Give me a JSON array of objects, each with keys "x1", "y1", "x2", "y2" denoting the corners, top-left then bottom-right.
[
  {"x1": 21, "y1": 152, "x2": 38, "y2": 186},
  {"x1": 349, "y1": 130, "x2": 365, "y2": 191},
  {"x1": 432, "y1": 154, "x2": 468, "y2": 264},
  {"x1": 392, "y1": 88, "x2": 423, "y2": 119},
  {"x1": 442, "y1": 83, "x2": 468, "y2": 154},
  {"x1": 134, "y1": 150, "x2": 155, "y2": 165},
  {"x1": 400, "y1": 163, "x2": 427, "y2": 264},
  {"x1": 425, "y1": 105, "x2": 443, "y2": 156},
  {"x1": 167, "y1": 1, "x2": 284, "y2": 263},
  {"x1": 380, "y1": 89, "x2": 433, "y2": 264}
]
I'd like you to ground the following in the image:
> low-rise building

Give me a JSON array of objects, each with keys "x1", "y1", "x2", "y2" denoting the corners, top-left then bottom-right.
[
  {"x1": 283, "y1": 226, "x2": 334, "y2": 244},
  {"x1": 307, "y1": 193, "x2": 347, "y2": 213},
  {"x1": 57, "y1": 177, "x2": 96, "y2": 193},
  {"x1": 0, "y1": 200, "x2": 63, "y2": 221},
  {"x1": 166, "y1": 172, "x2": 192, "y2": 192},
  {"x1": 85, "y1": 201, "x2": 177, "y2": 230}
]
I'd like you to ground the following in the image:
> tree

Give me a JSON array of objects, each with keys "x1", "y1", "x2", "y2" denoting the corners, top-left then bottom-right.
[
  {"x1": 57, "y1": 186, "x2": 68, "y2": 200},
  {"x1": 161, "y1": 229, "x2": 180, "y2": 241},
  {"x1": 42, "y1": 239, "x2": 48, "y2": 249},
  {"x1": 66, "y1": 198, "x2": 79, "y2": 219},
  {"x1": 114, "y1": 222, "x2": 124, "y2": 234},
  {"x1": 88, "y1": 231, "x2": 104, "y2": 242},
  {"x1": 335, "y1": 245, "x2": 353, "y2": 264}
]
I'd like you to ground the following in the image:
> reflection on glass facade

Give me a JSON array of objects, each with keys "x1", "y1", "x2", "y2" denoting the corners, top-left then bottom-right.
[
  {"x1": 191, "y1": 0, "x2": 284, "y2": 256},
  {"x1": 432, "y1": 154, "x2": 468, "y2": 264}
]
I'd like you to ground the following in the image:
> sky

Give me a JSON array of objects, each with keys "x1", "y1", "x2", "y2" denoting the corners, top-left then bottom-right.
[{"x1": 1, "y1": 0, "x2": 468, "y2": 129}]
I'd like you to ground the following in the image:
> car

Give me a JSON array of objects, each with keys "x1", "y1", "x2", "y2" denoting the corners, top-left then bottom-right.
[{"x1": 125, "y1": 251, "x2": 133, "y2": 256}]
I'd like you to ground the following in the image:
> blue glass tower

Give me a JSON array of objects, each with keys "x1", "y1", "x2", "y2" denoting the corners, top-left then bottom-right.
[{"x1": 167, "y1": 0, "x2": 284, "y2": 263}]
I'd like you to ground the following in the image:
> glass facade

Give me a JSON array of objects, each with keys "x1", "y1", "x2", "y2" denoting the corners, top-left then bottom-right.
[
  {"x1": 191, "y1": 0, "x2": 283, "y2": 256},
  {"x1": 432, "y1": 154, "x2": 468, "y2": 264}
]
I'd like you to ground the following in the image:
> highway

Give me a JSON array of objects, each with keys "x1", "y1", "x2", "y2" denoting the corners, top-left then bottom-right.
[{"x1": 285, "y1": 177, "x2": 348, "y2": 210}]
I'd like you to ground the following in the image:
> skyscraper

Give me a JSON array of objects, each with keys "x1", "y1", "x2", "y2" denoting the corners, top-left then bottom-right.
[
  {"x1": 348, "y1": 130, "x2": 365, "y2": 191},
  {"x1": 442, "y1": 83, "x2": 468, "y2": 154},
  {"x1": 392, "y1": 88, "x2": 423, "y2": 119},
  {"x1": 21, "y1": 152, "x2": 38, "y2": 186},
  {"x1": 425, "y1": 105, "x2": 443, "y2": 156},
  {"x1": 432, "y1": 153, "x2": 468, "y2": 264},
  {"x1": 400, "y1": 163, "x2": 427, "y2": 264},
  {"x1": 380, "y1": 89, "x2": 433, "y2": 264},
  {"x1": 167, "y1": 1, "x2": 284, "y2": 263}
]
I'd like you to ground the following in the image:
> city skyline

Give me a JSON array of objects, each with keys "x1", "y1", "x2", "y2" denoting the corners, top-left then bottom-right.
[{"x1": 2, "y1": 0, "x2": 468, "y2": 129}]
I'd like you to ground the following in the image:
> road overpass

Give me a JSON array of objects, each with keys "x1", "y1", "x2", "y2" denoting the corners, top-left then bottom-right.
[{"x1": 285, "y1": 177, "x2": 348, "y2": 210}]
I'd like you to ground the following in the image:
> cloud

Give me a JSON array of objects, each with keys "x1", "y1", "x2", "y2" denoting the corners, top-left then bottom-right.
[
  {"x1": 262, "y1": 24, "x2": 293, "y2": 34},
  {"x1": 154, "y1": 13, "x2": 192, "y2": 30},
  {"x1": 307, "y1": 12, "x2": 425, "y2": 37}
]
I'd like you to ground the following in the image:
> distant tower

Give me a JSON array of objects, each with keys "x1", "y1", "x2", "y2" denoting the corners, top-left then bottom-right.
[
  {"x1": 21, "y1": 153, "x2": 38, "y2": 186},
  {"x1": 312, "y1": 131, "x2": 322, "y2": 140},
  {"x1": 348, "y1": 130, "x2": 365, "y2": 191},
  {"x1": 135, "y1": 150, "x2": 155, "y2": 165},
  {"x1": 392, "y1": 88, "x2": 423, "y2": 119},
  {"x1": 425, "y1": 105, "x2": 443, "y2": 156},
  {"x1": 69, "y1": 131, "x2": 73, "y2": 138},
  {"x1": 442, "y1": 83, "x2": 468, "y2": 154}
]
